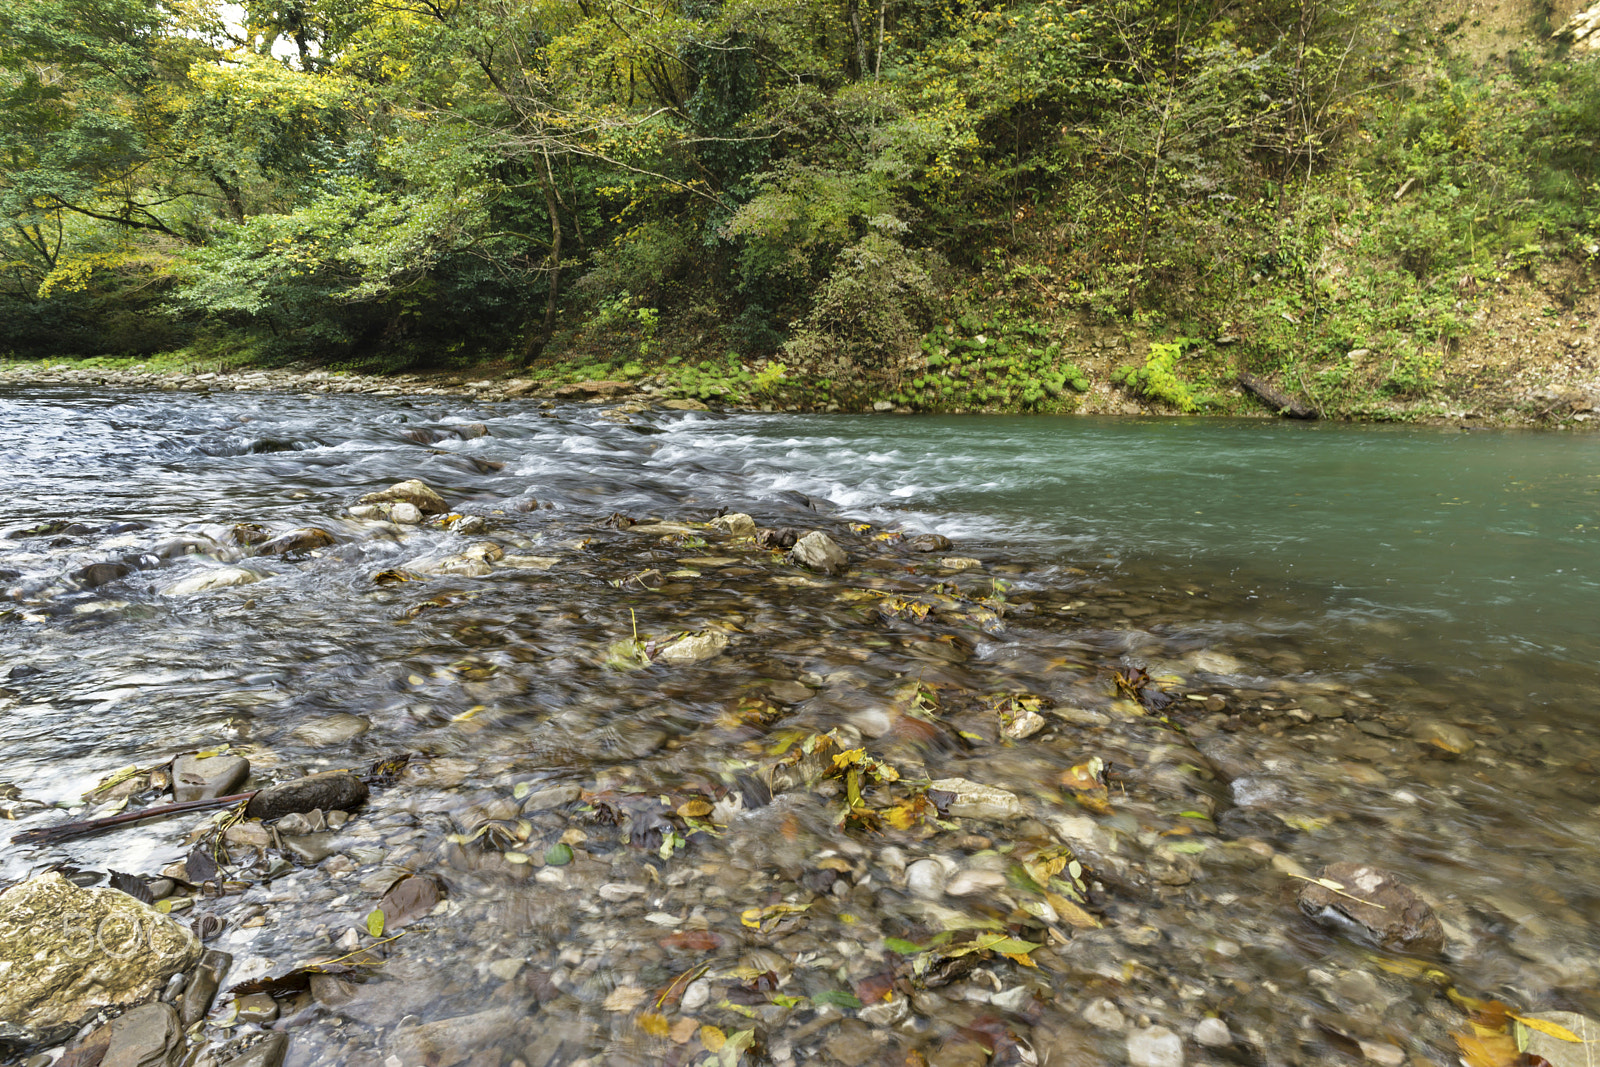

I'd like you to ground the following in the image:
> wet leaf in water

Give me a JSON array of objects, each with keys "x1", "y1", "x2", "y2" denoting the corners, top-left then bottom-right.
[
  {"x1": 366, "y1": 909, "x2": 385, "y2": 937},
  {"x1": 885, "y1": 938, "x2": 925, "y2": 955},
  {"x1": 637, "y1": 1011, "x2": 671, "y2": 1037},
  {"x1": 1059, "y1": 757, "x2": 1112, "y2": 815},
  {"x1": 602, "y1": 985, "x2": 647, "y2": 1012},
  {"x1": 545, "y1": 842, "x2": 573, "y2": 866},
  {"x1": 813, "y1": 990, "x2": 863, "y2": 1010},
  {"x1": 107, "y1": 870, "x2": 153, "y2": 905},
  {"x1": 367, "y1": 753, "x2": 413, "y2": 786},
  {"x1": 739, "y1": 901, "x2": 810, "y2": 933},
  {"x1": 377, "y1": 873, "x2": 443, "y2": 930},
  {"x1": 659, "y1": 930, "x2": 722, "y2": 953},
  {"x1": 186, "y1": 843, "x2": 220, "y2": 884},
  {"x1": 1044, "y1": 890, "x2": 1103, "y2": 929},
  {"x1": 676, "y1": 798, "x2": 713, "y2": 819},
  {"x1": 701, "y1": 1026, "x2": 727, "y2": 1052},
  {"x1": 1509, "y1": 1013, "x2": 1584, "y2": 1043}
]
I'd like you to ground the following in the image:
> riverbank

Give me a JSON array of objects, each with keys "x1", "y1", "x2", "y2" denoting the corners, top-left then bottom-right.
[
  {"x1": 4, "y1": 344, "x2": 1599, "y2": 429},
  {"x1": 2, "y1": 391, "x2": 1598, "y2": 1067}
]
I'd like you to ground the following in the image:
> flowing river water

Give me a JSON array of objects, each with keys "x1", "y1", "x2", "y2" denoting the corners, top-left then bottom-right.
[{"x1": 2, "y1": 388, "x2": 1598, "y2": 1067}]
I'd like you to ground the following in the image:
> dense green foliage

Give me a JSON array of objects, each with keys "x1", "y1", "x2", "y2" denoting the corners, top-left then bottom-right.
[{"x1": 0, "y1": 0, "x2": 1595, "y2": 399}]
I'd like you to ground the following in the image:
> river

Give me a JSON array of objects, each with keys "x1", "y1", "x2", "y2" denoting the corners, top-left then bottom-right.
[{"x1": 2, "y1": 388, "x2": 1597, "y2": 1066}]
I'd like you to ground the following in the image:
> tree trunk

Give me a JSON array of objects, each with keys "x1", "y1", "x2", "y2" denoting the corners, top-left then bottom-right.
[
  {"x1": 523, "y1": 161, "x2": 563, "y2": 364},
  {"x1": 847, "y1": 0, "x2": 867, "y2": 80}
]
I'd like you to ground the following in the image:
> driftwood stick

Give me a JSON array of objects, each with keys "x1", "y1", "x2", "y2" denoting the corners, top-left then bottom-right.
[
  {"x1": 1238, "y1": 373, "x2": 1319, "y2": 419},
  {"x1": 11, "y1": 792, "x2": 257, "y2": 845}
]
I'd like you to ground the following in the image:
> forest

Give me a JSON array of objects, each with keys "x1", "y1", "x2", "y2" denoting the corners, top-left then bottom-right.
[{"x1": 2, "y1": 0, "x2": 1598, "y2": 409}]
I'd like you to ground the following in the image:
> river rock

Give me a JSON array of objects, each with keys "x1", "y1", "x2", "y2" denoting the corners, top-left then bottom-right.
[
  {"x1": 216, "y1": 1032, "x2": 289, "y2": 1067},
  {"x1": 520, "y1": 784, "x2": 582, "y2": 812},
  {"x1": 1127, "y1": 1026, "x2": 1184, "y2": 1067},
  {"x1": 1411, "y1": 720, "x2": 1475, "y2": 755},
  {"x1": 757, "y1": 527, "x2": 798, "y2": 549},
  {"x1": 1296, "y1": 862, "x2": 1444, "y2": 955},
  {"x1": 179, "y1": 949, "x2": 231, "y2": 1027},
  {"x1": 246, "y1": 771, "x2": 368, "y2": 821},
  {"x1": 161, "y1": 567, "x2": 262, "y2": 596},
  {"x1": 655, "y1": 630, "x2": 729, "y2": 665},
  {"x1": 389, "y1": 1006, "x2": 526, "y2": 1067},
  {"x1": 1193, "y1": 1018, "x2": 1231, "y2": 1047},
  {"x1": 789, "y1": 531, "x2": 848, "y2": 575},
  {"x1": 171, "y1": 753, "x2": 249, "y2": 802},
  {"x1": 256, "y1": 527, "x2": 336, "y2": 555},
  {"x1": 0, "y1": 874, "x2": 201, "y2": 1038},
  {"x1": 72, "y1": 562, "x2": 132, "y2": 588},
  {"x1": 63, "y1": 1002, "x2": 183, "y2": 1067},
  {"x1": 709, "y1": 512, "x2": 757, "y2": 536},
  {"x1": 906, "y1": 533, "x2": 952, "y2": 552},
  {"x1": 358, "y1": 479, "x2": 447, "y2": 515},
  {"x1": 292, "y1": 713, "x2": 370, "y2": 746},
  {"x1": 554, "y1": 379, "x2": 632, "y2": 397},
  {"x1": 389, "y1": 502, "x2": 422, "y2": 524},
  {"x1": 939, "y1": 557, "x2": 984, "y2": 571},
  {"x1": 661, "y1": 398, "x2": 708, "y2": 411},
  {"x1": 928, "y1": 777, "x2": 1022, "y2": 821}
]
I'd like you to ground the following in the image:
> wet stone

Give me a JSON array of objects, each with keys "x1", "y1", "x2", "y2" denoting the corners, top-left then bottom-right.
[
  {"x1": 284, "y1": 833, "x2": 338, "y2": 865},
  {"x1": 216, "y1": 1032, "x2": 288, "y2": 1067},
  {"x1": 246, "y1": 771, "x2": 368, "y2": 820},
  {"x1": 72, "y1": 562, "x2": 132, "y2": 588},
  {"x1": 1297, "y1": 862, "x2": 1445, "y2": 955},
  {"x1": 0, "y1": 874, "x2": 200, "y2": 1039},
  {"x1": 520, "y1": 783, "x2": 581, "y2": 812},
  {"x1": 171, "y1": 753, "x2": 250, "y2": 802},
  {"x1": 1127, "y1": 1025, "x2": 1184, "y2": 1067},
  {"x1": 292, "y1": 713, "x2": 369, "y2": 746},
  {"x1": 788, "y1": 531, "x2": 848, "y2": 575},
  {"x1": 69, "y1": 1002, "x2": 183, "y2": 1067},
  {"x1": 358, "y1": 478, "x2": 448, "y2": 514},
  {"x1": 257, "y1": 527, "x2": 336, "y2": 555},
  {"x1": 1411, "y1": 720, "x2": 1475, "y2": 755},
  {"x1": 234, "y1": 993, "x2": 278, "y2": 1024},
  {"x1": 1193, "y1": 1017, "x2": 1231, "y2": 1047}
]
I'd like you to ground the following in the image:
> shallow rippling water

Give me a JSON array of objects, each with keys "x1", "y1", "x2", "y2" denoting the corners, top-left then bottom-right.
[{"x1": 2, "y1": 388, "x2": 1598, "y2": 1067}]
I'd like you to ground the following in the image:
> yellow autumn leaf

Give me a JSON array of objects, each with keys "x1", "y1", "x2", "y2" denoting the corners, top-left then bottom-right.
[
  {"x1": 637, "y1": 1012, "x2": 671, "y2": 1037},
  {"x1": 832, "y1": 748, "x2": 866, "y2": 769},
  {"x1": 677, "y1": 799, "x2": 713, "y2": 818},
  {"x1": 701, "y1": 1024, "x2": 727, "y2": 1051},
  {"x1": 1045, "y1": 890, "x2": 1103, "y2": 930},
  {"x1": 1508, "y1": 1013, "x2": 1584, "y2": 1043}
]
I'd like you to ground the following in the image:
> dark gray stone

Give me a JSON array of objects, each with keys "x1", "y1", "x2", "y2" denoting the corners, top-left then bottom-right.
[
  {"x1": 246, "y1": 772, "x2": 367, "y2": 821},
  {"x1": 180, "y1": 949, "x2": 231, "y2": 1027},
  {"x1": 217, "y1": 1032, "x2": 288, "y2": 1067},
  {"x1": 1297, "y1": 862, "x2": 1444, "y2": 955},
  {"x1": 72, "y1": 562, "x2": 132, "y2": 588}
]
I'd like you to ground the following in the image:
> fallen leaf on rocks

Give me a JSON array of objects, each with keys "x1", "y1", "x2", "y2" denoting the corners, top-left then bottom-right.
[
  {"x1": 1059, "y1": 757, "x2": 1112, "y2": 814},
  {"x1": 677, "y1": 799, "x2": 713, "y2": 818},
  {"x1": 670, "y1": 1017, "x2": 699, "y2": 1043},
  {"x1": 740, "y1": 901, "x2": 810, "y2": 933},
  {"x1": 1508, "y1": 1013, "x2": 1583, "y2": 1043},
  {"x1": 377, "y1": 873, "x2": 444, "y2": 930},
  {"x1": 660, "y1": 930, "x2": 722, "y2": 952},
  {"x1": 603, "y1": 985, "x2": 648, "y2": 1012},
  {"x1": 1045, "y1": 890, "x2": 1103, "y2": 929},
  {"x1": 638, "y1": 1012, "x2": 671, "y2": 1037},
  {"x1": 701, "y1": 1025, "x2": 727, "y2": 1051}
]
